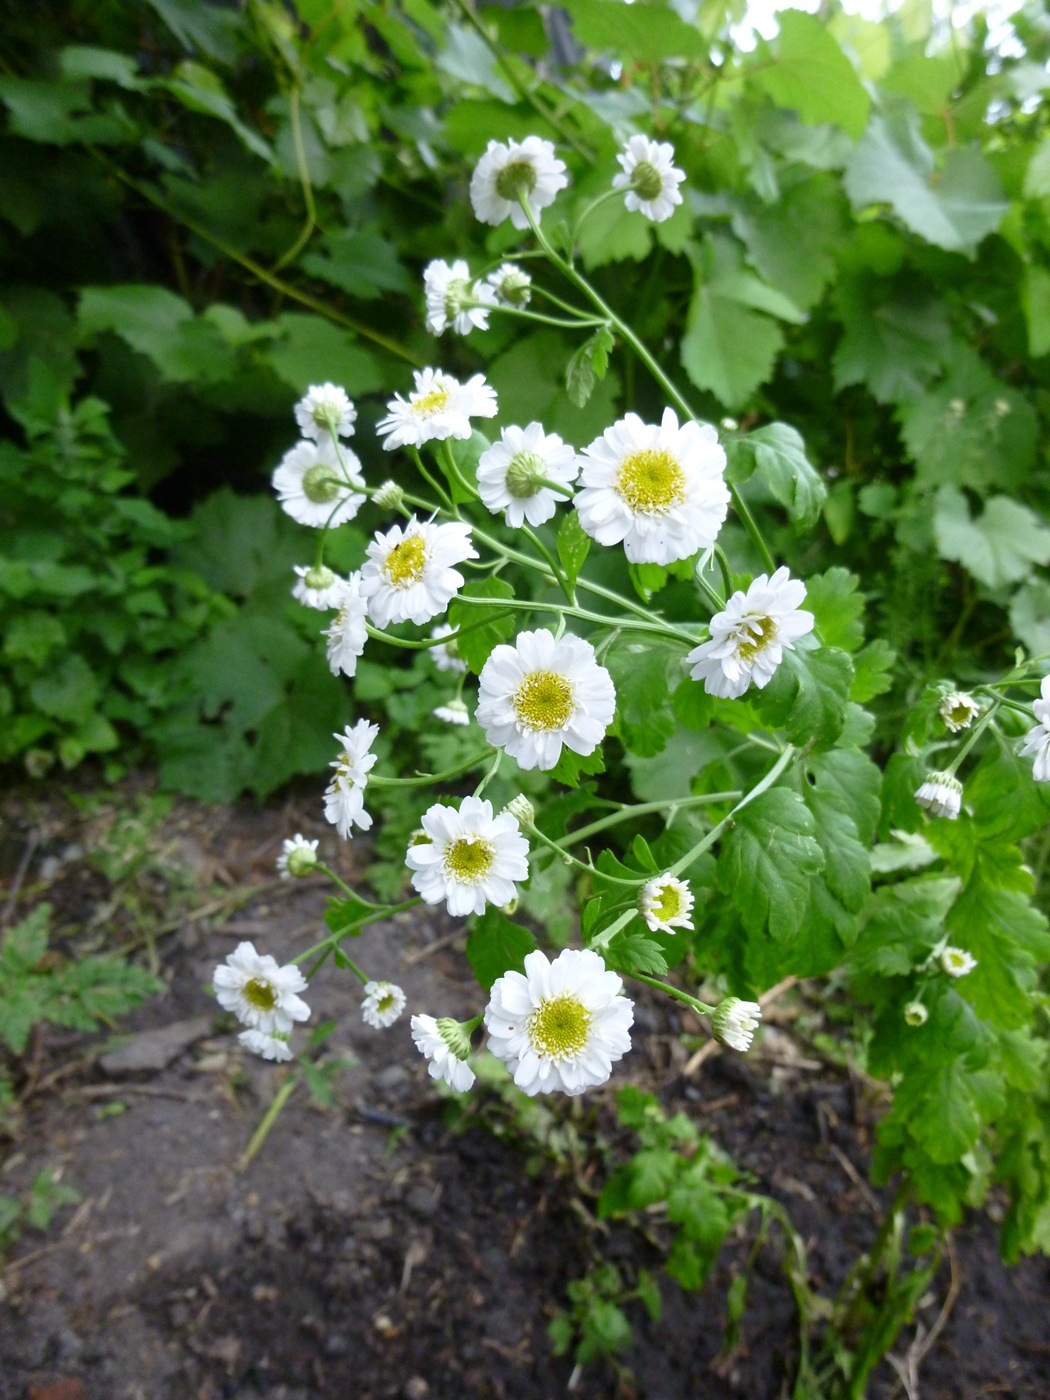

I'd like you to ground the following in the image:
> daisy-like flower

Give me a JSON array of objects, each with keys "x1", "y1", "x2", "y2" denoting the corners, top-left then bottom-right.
[
  {"x1": 575, "y1": 409, "x2": 729, "y2": 565},
  {"x1": 323, "y1": 720, "x2": 379, "y2": 839},
  {"x1": 484, "y1": 948, "x2": 634, "y2": 1096},
  {"x1": 685, "y1": 566, "x2": 815, "y2": 700},
  {"x1": 940, "y1": 692, "x2": 980, "y2": 733},
  {"x1": 486, "y1": 262, "x2": 532, "y2": 307},
  {"x1": 711, "y1": 997, "x2": 762, "y2": 1053},
  {"x1": 1020, "y1": 676, "x2": 1050, "y2": 781},
  {"x1": 639, "y1": 873, "x2": 694, "y2": 935},
  {"x1": 292, "y1": 564, "x2": 349, "y2": 611},
  {"x1": 239, "y1": 1028, "x2": 294, "y2": 1063},
  {"x1": 324, "y1": 572, "x2": 369, "y2": 678},
  {"x1": 213, "y1": 942, "x2": 311, "y2": 1034},
  {"x1": 276, "y1": 834, "x2": 319, "y2": 879},
  {"x1": 272, "y1": 439, "x2": 366, "y2": 528},
  {"x1": 361, "y1": 518, "x2": 477, "y2": 628},
  {"x1": 476, "y1": 629, "x2": 616, "y2": 772},
  {"x1": 361, "y1": 981, "x2": 407, "y2": 1029},
  {"x1": 433, "y1": 699, "x2": 470, "y2": 726},
  {"x1": 430, "y1": 623, "x2": 468, "y2": 674},
  {"x1": 477, "y1": 423, "x2": 579, "y2": 529},
  {"x1": 294, "y1": 383, "x2": 356, "y2": 441},
  {"x1": 941, "y1": 946, "x2": 977, "y2": 978},
  {"x1": 470, "y1": 135, "x2": 569, "y2": 230},
  {"x1": 377, "y1": 367, "x2": 497, "y2": 451},
  {"x1": 915, "y1": 771, "x2": 963, "y2": 821},
  {"x1": 424, "y1": 258, "x2": 495, "y2": 336},
  {"x1": 411, "y1": 1014, "x2": 476, "y2": 1092},
  {"x1": 903, "y1": 1001, "x2": 928, "y2": 1027},
  {"x1": 612, "y1": 135, "x2": 686, "y2": 223},
  {"x1": 405, "y1": 795, "x2": 530, "y2": 917}
]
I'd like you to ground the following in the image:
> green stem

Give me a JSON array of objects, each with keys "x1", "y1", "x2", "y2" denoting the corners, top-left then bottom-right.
[
  {"x1": 238, "y1": 1075, "x2": 298, "y2": 1171},
  {"x1": 410, "y1": 447, "x2": 455, "y2": 512},
  {"x1": 562, "y1": 791, "x2": 743, "y2": 848},
  {"x1": 314, "y1": 861, "x2": 368, "y2": 901},
  {"x1": 293, "y1": 897, "x2": 423, "y2": 966},
  {"x1": 629, "y1": 972, "x2": 716, "y2": 1018},
  {"x1": 521, "y1": 523, "x2": 573, "y2": 601},
  {"x1": 367, "y1": 751, "x2": 492, "y2": 787},
  {"x1": 527, "y1": 823, "x2": 645, "y2": 886},
  {"x1": 449, "y1": 591, "x2": 691, "y2": 646},
  {"x1": 270, "y1": 85, "x2": 316, "y2": 273},
  {"x1": 668, "y1": 745, "x2": 796, "y2": 879},
  {"x1": 944, "y1": 699, "x2": 1001, "y2": 776}
]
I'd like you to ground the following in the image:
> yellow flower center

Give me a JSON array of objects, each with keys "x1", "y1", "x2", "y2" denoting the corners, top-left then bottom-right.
[
  {"x1": 513, "y1": 670, "x2": 575, "y2": 731},
  {"x1": 736, "y1": 615, "x2": 778, "y2": 662},
  {"x1": 443, "y1": 836, "x2": 495, "y2": 883},
  {"x1": 527, "y1": 994, "x2": 591, "y2": 1059},
  {"x1": 383, "y1": 534, "x2": 428, "y2": 587},
  {"x1": 615, "y1": 448, "x2": 685, "y2": 514},
  {"x1": 244, "y1": 978, "x2": 278, "y2": 1011},
  {"x1": 652, "y1": 882, "x2": 683, "y2": 922},
  {"x1": 412, "y1": 385, "x2": 451, "y2": 416}
]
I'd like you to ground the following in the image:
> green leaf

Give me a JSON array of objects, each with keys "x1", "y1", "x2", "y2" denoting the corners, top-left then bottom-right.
[
  {"x1": 851, "y1": 638, "x2": 896, "y2": 702},
  {"x1": 845, "y1": 110, "x2": 1007, "y2": 256},
  {"x1": 718, "y1": 787, "x2": 825, "y2": 941},
  {"x1": 895, "y1": 1060, "x2": 1004, "y2": 1164},
  {"x1": 79, "y1": 285, "x2": 229, "y2": 385},
  {"x1": 726, "y1": 422, "x2": 826, "y2": 530},
  {"x1": 754, "y1": 11, "x2": 871, "y2": 139},
  {"x1": 564, "y1": 0, "x2": 708, "y2": 61},
  {"x1": 266, "y1": 313, "x2": 384, "y2": 395},
  {"x1": 933, "y1": 487, "x2": 1050, "y2": 589},
  {"x1": 607, "y1": 642, "x2": 678, "y2": 758},
  {"x1": 163, "y1": 61, "x2": 272, "y2": 161},
  {"x1": 551, "y1": 744, "x2": 607, "y2": 788},
  {"x1": 300, "y1": 231, "x2": 412, "y2": 301},
  {"x1": 1022, "y1": 265, "x2": 1050, "y2": 359},
  {"x1": 556, "y1": 510, "x2": 591, "y2": 591},
  {"x1": 603, "y1": 933, "x2": 668, "y2": 977},
  {"x1": 736, "y1": 171, "x2": 846, "y2": 311},
  {"x1": 29, "y1": 654, "x2": 99, "y2": 724},
  {"x1": 751, "y1": 639, "x2": 854, "y2": 750},
  {"x1": 803, "y1": 567, "x2": 865, "y2": 652},
  {"x1": 324, "y1": 894, "x2": 374, "y2": 937},
  {"x1": 565, "y1": 326, "x2": 615, "y2": 408},
  {"x1": 446, "y1": 578, "x2": 516, "y2": 674},
  {"x1": 833, "y1": 281, "x2": 952, "y2": 403},
  {"x1": 849, "y1": 875, "x2": 960, "y2": 977},
  {"x1": 466, "y1": 907, "x2": 537, "y2": 990}
]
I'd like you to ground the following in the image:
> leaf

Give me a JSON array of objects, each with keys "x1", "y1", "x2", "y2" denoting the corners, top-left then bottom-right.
[
  {"x1": 300, "y1": 231, "x2": 412, "y2": 301},
  {"x1": 79, "y1": 285, "x2": 229, "y2": 385},
  {"x1": 603, "y1": 933, "x2": 668, "y2": 977},
  {"x1": 324, "y1": 894, "x2": 374, "y2": 937},
  {"x1": 751, "y1": 639, "x2": 854, "y2": 750},
  {"x1": 725, "y1": 422, "x2": 826, "y2": 530},
  {"x1": 466, "y1": 907, "x2": 537, "y2": 990},
  {"x1": 565, "y1": 326, "x2": 615, "y2": 408},
  {"x1": 266, "y1": 313, "x2": 384, "y2": 396},
  {"x1": 833, "y1": 281, "x2": 952, "y2": 404},
  {"x1": 607, "y1": 642, "x2": 678, "y2": 758},
  {"x1": 556, "y1": 510, "x2": 591, "y2": 590},
  {"x1": 933, "y1": 487, "x2": 1050, "y2": 589},
  {"x1": 755, "y1": 11, "x2": 871, "y2": 139},
  {"x1": 717, "y1": 787, "x2": 825, "y2": 941},
  {"x1": 803, "y1": 567, "x2": 865, "y2": 652},
  {"x1": 29, "y1": 654, "x2": 99, "y2": 724},
  {"x1": 845, "y1": 110, "x2": 1007, "y2": 256},
  {"x1": 1022, "y1": 265, "x2": 1050, "y2": 359},
  {"x1": 851, "y1": 638, "x2": 896, "y2": 702},
  {"x1": 564, "y1": 0, "x2": 709, "y2": 61},
  {"x1": 895, "y1": 1060, "x2": 1004, "y2": 1164},
  {"x1": 446, "y1": 578, "x2": 516, "y2": 674}
]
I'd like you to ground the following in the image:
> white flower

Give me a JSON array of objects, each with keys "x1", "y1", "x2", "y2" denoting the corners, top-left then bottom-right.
[
  {"x1": 424, "y1": 258, "x2": 495, "y2": 336},
  {"x1": 361, "y1": 981, "x2": 407, "y2": 1029},
  {"x1": 486, "y1": 262, "x2": 532, "y2": 307},
  {"x1": 239, "y1": 1028, "x2": 294, "y2": 1062},
  {"x1": 272, "y1": 438, "x2": 366, "y2": 528},
  {"x1": 685, "y1": 566, "x2": 815, "y2": 700},
  {"x1": 612, "y1": 135, "x2": 685, "y2": 223},
  {"x1": 377, "y1": 367, "x2": 497, "y2": 451},
  {"x1": 711, "y1": 997, "x2": 761, "y2": 1053},
  {"x1": 470, "y1": 135, "x2": 569, "y2": 230},
  {"x1": 484, "y1": 948, "x2": 634, "y2": 1096},
  {"x1": 1020, "y1": 676, "x2": 1050, "y2": 782},
  {"x1": 430, "y1": 623, "x2": 468, "y2": 674},
  {"x1": 276, "y1": 834, "x2": 318, "y2": 879},
  {"x1": 292, "y1": 564, "x2": 350, "y2": 611},
  {"x1": 411, "y1": 1014, "x2": 476, "y2": 1092},
  {"x1": 915, "y1": 771, "x2": 963, "y2": 821},
  {"x1": 940, "y1": 692, "x2": 980, "y2": 733},
  {"x1": 639, "y1": 874, "x2": 694, "y2": 934},
  {"x1": 213, "y1": 941, "x2": 311, "y2": 1033},
  {"x1": 433, "y1": 699, "x2": 470, "y2": 726},
  {"x1": 406, "y1": 795, "x2": 530, "y2": 917},
  {"x1": 294, "y1": 383, "x2": 356, "y2": 441},
  {"x1": 477, "y1": 423, "x2": 579, "y2": 529},
  {"x1": 324, "y1": 572, "x2": 369, "y2": 677},
  {"x1": 903, "y1": 1001, "x2": 928, "y2": 1027},
  {"x1": 361, "y1": 518, "x2": 477, "y2": 628},
  {"x1": 941, "y1": 946, "x2": 977, "y2": 978},
  {"x1": 323, "y1": 720, "x2": 379, "y2": 839},
  {"x1": 575, "y1": 409, "x2": 729, "y2": 565},
  {"x1": 476, "y1": 629, "x2": 616, "y2": 772}
]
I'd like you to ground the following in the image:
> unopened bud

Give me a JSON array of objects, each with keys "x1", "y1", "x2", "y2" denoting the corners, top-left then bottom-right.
[
  {"x1": 501, "y1": 896, "x2": 519, "y2": 916},
  {"x1": 504, "y1": 794, "x2": 536, "y2": 828},
  {"x1": 435, "y1": 1016, "x2": 474, "y2": 1061},
  {"x1": 939, "y1": 692, "x2": 979, "y2": 733},
  {"x1": 711, "y1": 997, "x2": 761, "y2": 1053},
  {"x1": 304, "y1": 564, "x2": 337, "y2": 592},
  {"x1": 903, "y1": 1001, "x2": 928, "y2": 1027},
  {"x1": 373, "y1": 480, "x2": 404, "y2": 511},
  {"x1": 914, "y1": 771, "x2": 962, "y2": 821}
]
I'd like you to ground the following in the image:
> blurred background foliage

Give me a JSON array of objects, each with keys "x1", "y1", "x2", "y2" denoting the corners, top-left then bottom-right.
[{"x1": 0, "y1": 0, "x2": 1049, "y2": 802}]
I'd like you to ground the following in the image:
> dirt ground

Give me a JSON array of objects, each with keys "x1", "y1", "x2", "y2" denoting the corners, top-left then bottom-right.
[{"x1": 0, "y1": 782, "x2": 1047, "y2": 1400}]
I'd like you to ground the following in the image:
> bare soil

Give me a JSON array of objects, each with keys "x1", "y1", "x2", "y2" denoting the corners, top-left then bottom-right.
[{"x1": 0, "y1": 782, "x2": 1047, "y2": 1400}]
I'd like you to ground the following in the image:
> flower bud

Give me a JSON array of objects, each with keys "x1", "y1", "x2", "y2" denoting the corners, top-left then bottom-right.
[
  {"x1": 373, "y1": 479, "x2": 404, "y2": 511},
  {"x1": 914, "y1": 771, "x2": 962, "y2": 821},
  {"x1": 304, "y1": 564, "x2": 337, "y2": 592},
  {"x1": 504, "y1": 794, "x2": 536, "y2": 828},
  {"x1": 435, "y1": 1016, "x2": 474, "y2": 1061},
  {"x1": 941, "y1": 946, "x2": 977, "y2": 978},
  {"x1": 711, "y1": 997, "x2": 761, "y2": 1053},
  {"x1": 939, "y1": 692, "x2": 979, "y2": 733},
  {"x1": 903, "y1": 1001, "x2": 928, "y2": 1027},
  {"x1": 277, "y1": 835, "x2": 319, "y2": 879},
  {"x1": 501, "y1": 896, "x2": 519, "y2": 916}
]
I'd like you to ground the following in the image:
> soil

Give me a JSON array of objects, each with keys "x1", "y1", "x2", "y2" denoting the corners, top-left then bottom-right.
[{"x1": 0, "y1": 781, "x2": 1047, "y2": 1400}]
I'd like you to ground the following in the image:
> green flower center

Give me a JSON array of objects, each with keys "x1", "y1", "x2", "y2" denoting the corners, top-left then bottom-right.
[
  {"x1": 304, "y1": 565, "x2": 336, "y2": 591},
  {"x1": 946, "y1": 701, "x2": 973, "y2": 727},
  {"x1": 527, "y1": 994, "x2": 591, "y2": 1059},
  {"x1": 632, "y1": 159, "x2": 665, "y2": 202},
  {"x1": 505, "y1": 450, "x2": 546, "y2": 500},
  {"x1": 736, "y1": 615, "x2": 777, "y2": 662},
  {"x1": 615, "y1": 448, "x2": 685, "y2": 514},
  {"x1": 302, "y1": 462, "x2": 342, "y2": 504},
  {"x1": 513, "y1": 670, "x2": 575, "y2": 731},
  {"x1": 443, "y1": 836, "x2": 495, "y2": 883},
  {"x1": 376, "y1": 989, "x2": 397, "y2": 1015},
  {"x1": 384, "y1": 535, "x2": 428, "y2": 587},
  {"x1": 413, "y1": 384, "x2": 451, "y2": 416},
  {"x1": 244, "y1": 978, "x2": 278, "y2": 1012},
  {"x1": 495, "y1": 158, "x2": 538, "y2": 201}
]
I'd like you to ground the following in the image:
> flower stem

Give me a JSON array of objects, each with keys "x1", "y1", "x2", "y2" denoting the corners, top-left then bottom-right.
[
  {"x1": 562, "y1": 791, "x2": 743, "y2": 848},
  {"x1": 628, "y1": 972, "x2": 716, "y2": 1018}
]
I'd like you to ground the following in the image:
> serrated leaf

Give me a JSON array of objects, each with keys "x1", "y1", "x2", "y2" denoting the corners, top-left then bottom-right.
[
  {"x1": 718, "y1": 787, "x2": 825, "y2": 941},
  {"x1": 751, "y1": 639, "x2": 854, "y2": 750},
  {"x1": 726, "y1": 422, "x2": 826, "y2": 529},
  {"x1": 833, "y1": 282, "x2": 952, "y2": 404},
  {"x1": 607, "y1": 642, "x2": 678, "y2": 758},
  {"x1": 565, "y1": 0, "x2": 708, "y2": 61},
  {"x1": 446, "y1": 578, "x2": 516, "y2": 674},
  {"x1": 803, "y1": 567, "x2": 865, "y2": 652},
  {"x1": 603, "y1": 933, "x2": 668, "y2": 977},
  {"x1": 324, "y1": 894, "x2": 374, "y2": 937},
  {"x1": 550, "y1": 744, "x2": 606, "y2": 788},
  {"x1": 466, "y1": 907, "x2": 537, "y2": 990},
  {"x1": 933, "y1": 487, "x2": 1050, "y2": 589},
  {"x1": 755, "y1": 12, "x2": 870, "y2": 139},
  {"x1": 565, "y1": 325, "x2": 614, "y2": 408},
  {"x1": 556, "y1": 510, "x2": 591, "y2": 590}
]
